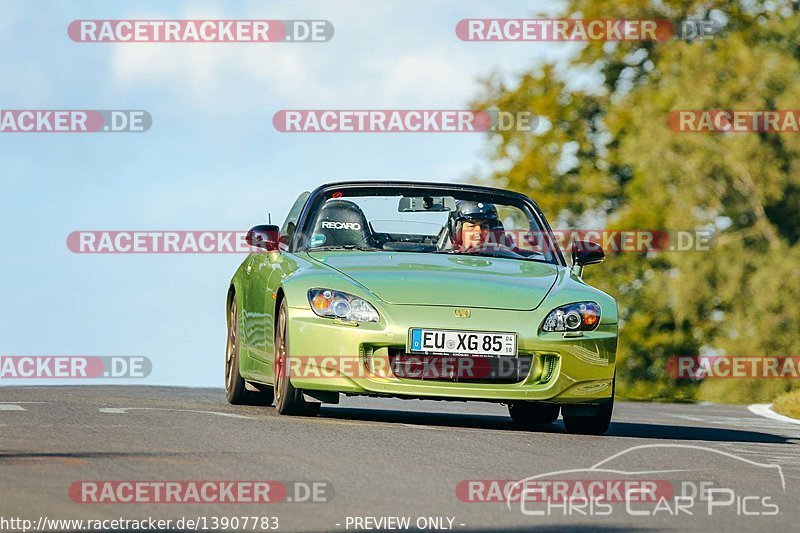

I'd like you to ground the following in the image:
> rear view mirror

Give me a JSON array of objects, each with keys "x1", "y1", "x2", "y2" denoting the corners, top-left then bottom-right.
[
  {"x1": 398, "y1": 196, "x2": 455, "y2": 212},
  {"x1": 571, "y1": 240, "x2": 605, "y2": 267},
  {"x1": 246, "y1": 225, "x2": 280, "y2": 251}
]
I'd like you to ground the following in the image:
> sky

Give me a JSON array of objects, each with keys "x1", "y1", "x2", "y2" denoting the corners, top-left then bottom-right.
[{"x1": 0, "y1": 0, "x2": 577, "y2": 386}]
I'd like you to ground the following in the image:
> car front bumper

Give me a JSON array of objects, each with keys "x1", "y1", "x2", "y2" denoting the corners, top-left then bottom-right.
[{"x1": 286, "y1": 304, "x2": 617, "y2": 404}]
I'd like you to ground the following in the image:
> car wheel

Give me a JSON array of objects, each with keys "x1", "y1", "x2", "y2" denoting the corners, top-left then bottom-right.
[
  {"x1": 508, "y1": 402, "x2": 560, "y2": 428},
  {"x1": 225, "y1": 297, "x2": 274, "y2": 406},
  {"x1": 562, "y1": 379, "x2": 615, "y2": 435},
  {"x1": 274, "y1": 300, "x2": 320, "y2": 416}
]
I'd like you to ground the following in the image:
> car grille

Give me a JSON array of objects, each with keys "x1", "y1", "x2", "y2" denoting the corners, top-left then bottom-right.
[{"x1": 387, "y1": 348, "x2": 533, "y2": 384}]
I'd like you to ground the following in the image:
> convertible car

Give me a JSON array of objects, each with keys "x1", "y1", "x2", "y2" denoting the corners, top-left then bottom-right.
[{"x1": 225, "y1": 181, "x2": 618, "y2": 434}]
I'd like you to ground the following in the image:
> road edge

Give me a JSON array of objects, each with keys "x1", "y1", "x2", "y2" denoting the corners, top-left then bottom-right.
[{"x1": 748, "y1": 403, "x2": 800, "y2": 426}]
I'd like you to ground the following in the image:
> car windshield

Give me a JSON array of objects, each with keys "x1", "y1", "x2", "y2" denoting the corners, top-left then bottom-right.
[{"x1": 297, "y1": 185, "x2": 560, "y2": 264}]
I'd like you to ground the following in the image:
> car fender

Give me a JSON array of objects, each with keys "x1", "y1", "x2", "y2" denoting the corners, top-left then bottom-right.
[
  {"x1": 278, "y1": 253, "x2": 378, "y2": 310},
  {"x1": 227, "y1": 257, "x2": 251, "y2": 320}
]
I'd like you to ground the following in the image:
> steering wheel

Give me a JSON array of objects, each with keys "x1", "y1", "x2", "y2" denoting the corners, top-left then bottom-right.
[{"x1": 475, "y1": 242, "x2": 526, "y2": 259}]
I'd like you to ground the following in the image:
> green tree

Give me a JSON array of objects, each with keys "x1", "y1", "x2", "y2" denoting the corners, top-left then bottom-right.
[{"x1": 472, "y1": 0, "x2": 800, "y2": 401}]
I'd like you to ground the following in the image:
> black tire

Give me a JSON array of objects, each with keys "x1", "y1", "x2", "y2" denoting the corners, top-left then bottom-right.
[
  {"x1": 225, "y1": 297, "x2": 275, "y2": 406},
  {"x1": 274, "y1": 300, "x2": 320, "y2": 416},
  {"x1": 508, "y1": 402, "x2": 560, "y2": 428},
  {"x1": 562, "y1": 379, "x2": 615, "y2": 435}
]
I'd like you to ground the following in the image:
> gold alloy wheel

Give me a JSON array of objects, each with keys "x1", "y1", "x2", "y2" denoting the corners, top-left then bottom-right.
[
  {"x1": 225, "y1": 300, "x2": 238, "y2": 393},
  {"x1": 274, "y1": 304, "x2": 287, "y2": 404}
]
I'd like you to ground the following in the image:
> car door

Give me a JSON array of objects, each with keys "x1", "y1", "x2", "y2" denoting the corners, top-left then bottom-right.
[
  {"x1": 238, "y1": 250, "x2": 272, "y2": 382},
  {"x1": 244, "y1": 252, "x2": 278, "y2": 369},
  {"x1": 242, "y1": 192, "x2": 310, "y2": 382},
  {"x1": 239, "y1": 252, "x2": 258, "y2": 352}
]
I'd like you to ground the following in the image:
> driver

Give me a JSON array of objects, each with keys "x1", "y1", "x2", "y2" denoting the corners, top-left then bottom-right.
[{"x1": 448, "y1": 200, "x2": 503, "y2": 252}]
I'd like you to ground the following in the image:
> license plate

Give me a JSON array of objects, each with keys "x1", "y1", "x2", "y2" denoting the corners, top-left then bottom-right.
[{"x1": 408, "y1": 328, "x2": 517, "y2": 356}]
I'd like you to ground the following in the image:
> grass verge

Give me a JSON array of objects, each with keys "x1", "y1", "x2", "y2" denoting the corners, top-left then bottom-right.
[{"x1": 772, "y1": 389, "x2": 800, "y2": 420}]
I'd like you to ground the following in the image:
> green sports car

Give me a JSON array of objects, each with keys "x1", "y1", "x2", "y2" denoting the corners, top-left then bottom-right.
[{"x1": 225, "y1": 181, "x2": 618, "y2": 434}]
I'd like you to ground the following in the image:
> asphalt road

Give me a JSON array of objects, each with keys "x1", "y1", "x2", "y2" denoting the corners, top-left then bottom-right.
[{"x1": 1, "y1": 387, "x2": 799, "y2": 532}]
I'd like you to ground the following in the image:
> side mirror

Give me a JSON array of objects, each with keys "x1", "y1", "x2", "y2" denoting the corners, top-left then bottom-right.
[
  {"x1": 246, "y1": 224, "x2": 280, "y2": 251},
  {"x1": 571, "y1": 240, "x2": 604, "y2": 269}
]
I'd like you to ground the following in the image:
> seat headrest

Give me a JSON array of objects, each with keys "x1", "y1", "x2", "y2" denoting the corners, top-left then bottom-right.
[{"x1": 310, "y1": 199, "x2": 371, "y2": 248}]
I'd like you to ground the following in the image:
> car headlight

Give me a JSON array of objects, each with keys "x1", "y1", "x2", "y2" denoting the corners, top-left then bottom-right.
[
  {"x1": 541, "y1": 302, "x2": 600, "y2": 332},
  {"x1": 307, "y1": 289, "x2": 380, "y2": 323}
]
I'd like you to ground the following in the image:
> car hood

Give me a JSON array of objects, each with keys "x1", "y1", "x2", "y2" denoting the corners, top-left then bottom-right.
[{"x1": 306, "y1": 251, "x2": 558, "y2": 311}]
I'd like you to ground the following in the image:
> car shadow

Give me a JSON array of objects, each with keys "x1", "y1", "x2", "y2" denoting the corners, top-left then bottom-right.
[
  {"x1": 318, "y1": 406, "x2": 793, "y2": 444},
  {"x1": 603, "y1": 421, "x2": 791, "y2": 443}
]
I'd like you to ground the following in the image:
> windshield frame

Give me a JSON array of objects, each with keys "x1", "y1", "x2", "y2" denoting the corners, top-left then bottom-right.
[{"x1": 290, "y1": 181, "x2": 566, "y2": 267}]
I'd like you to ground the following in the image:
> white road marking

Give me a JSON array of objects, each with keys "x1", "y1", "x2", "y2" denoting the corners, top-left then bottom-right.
[
  {"x1": 0, "y1": 404, "x2": 25, "y2": 411},
  {"x1": 667, "y1": 414, "x2": 706, "y2": 422},
  {"x1": 749, "y1": 403, "x2": 800, "y2": 426},
  {"x1": 666, "y1": 410, "x2": 800, "y2": 436},
  {"x1": 99, "y1": 407, "x2": 253, "y2": 419}
]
